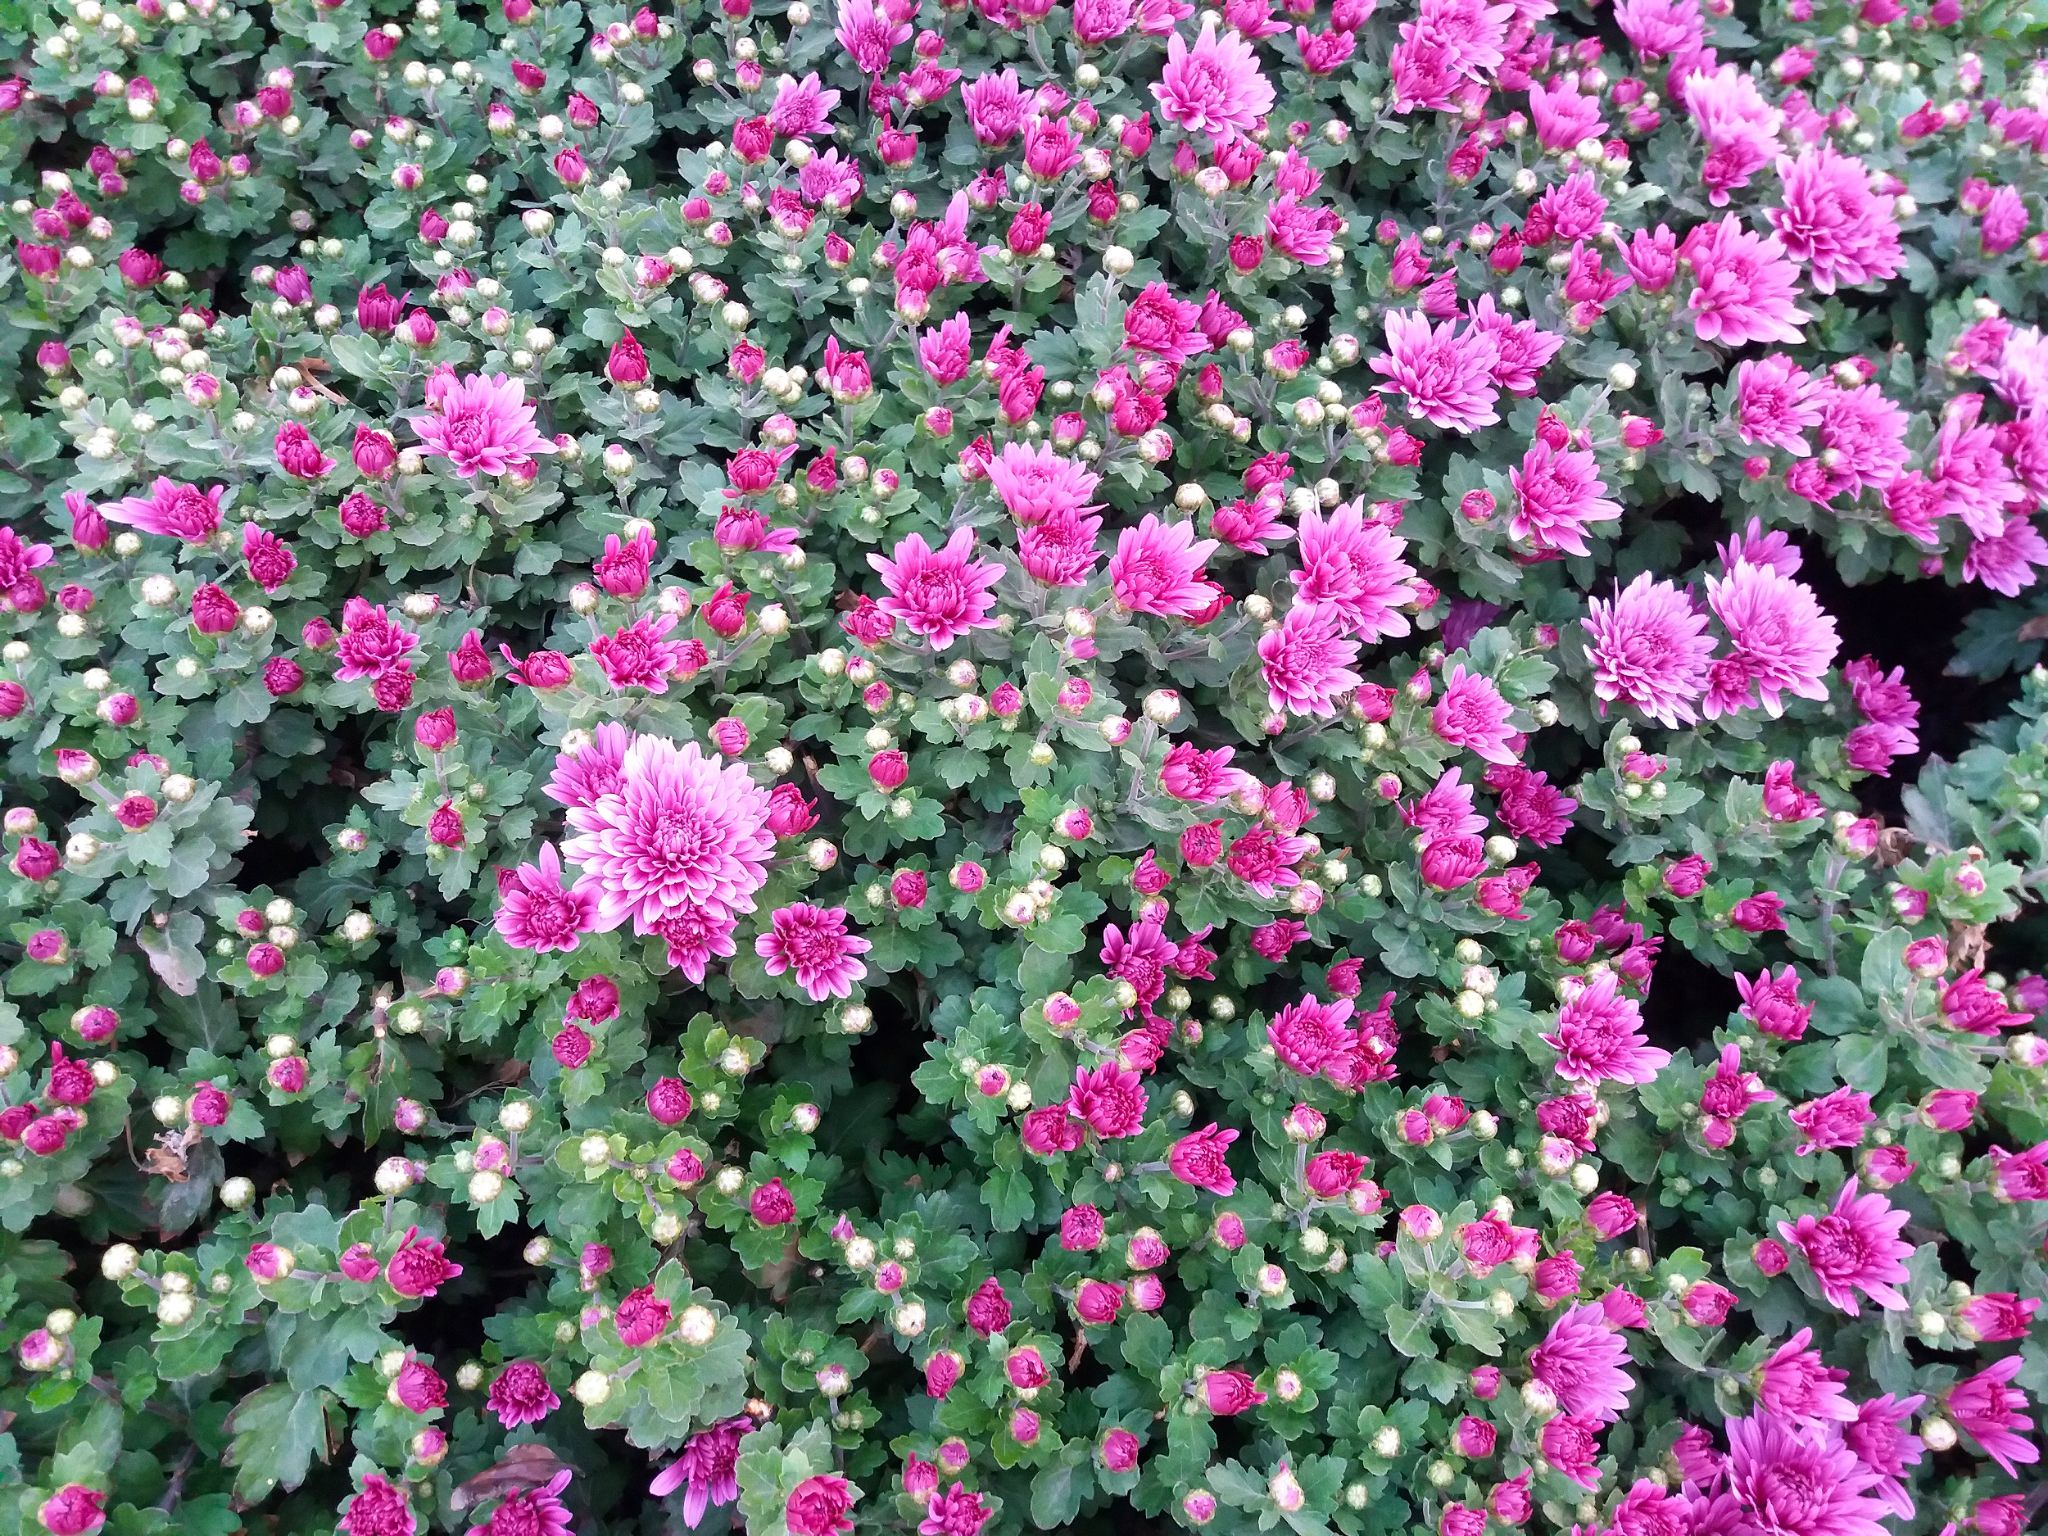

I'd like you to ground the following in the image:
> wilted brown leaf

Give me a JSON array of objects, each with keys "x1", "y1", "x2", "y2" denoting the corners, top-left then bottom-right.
[{"x1": 450, "y1": 1445, "x2": 571, "y2": 1511}]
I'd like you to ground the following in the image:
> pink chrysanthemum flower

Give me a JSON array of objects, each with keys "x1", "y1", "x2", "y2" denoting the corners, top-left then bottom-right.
[
  {"x1": 1775, "y1": 1180, "x2": 1912, "y2": 1316},
  {"x1": 1841, "y1": 1394, "x2": 1925, "y2": 1520},
  {"x1": 590, "y1": 613, "x2": 688, "y2": 693},
  {"x1": 1946, "y1": 1357, "x2": 2039, "y2": 1477},
  {"x1": 1152, "y1": 19, "x2": 1274, "y2": 142},
  {"x1": 1681, "y1": 66, "x2": 1783, "y2": 206},
  {"x1": 1432, "y1": 664, "x2": 1516, "y2": 765},
  {"x1": 643, "y1": 895, "x2": 733, "y2": 983},
  {"x1": 652, "y1": 1417, "x2": 754, "y2": 1527},
  {"x1": 546, "y1": 722, "x2": 633, "y2": 810},
  {"x1": 484, "y1": 1361, "x2": 560, "y2": 1429},
  {"x1": 1539, "y1": 1413, "x2": 1605, "y2": 1489},
  {"x1": 1963, "y1": 512, "x2": 2048, "y2": 596},
  {"x1": 1290, "y1": 501, "x2": 1418, "y2": 641},
  {"x1": 1758, "y1": 1329, "x2": 1856, "y2": 1424},
  {"x1": 1582, "y1": 572, "x2": 1715, "y2": 727},
  {"x1": 1069, "y1": 1060, "x2": 1147, "y2": 1138},
  {"x1": 411, "y1": 372, "x2": 553, "y2": 478},
  {"x1": 1769, "y1": 145, "x2": 1902, "y2": 294},
  {"x1": 1733, "y1": 355, "x2": 1824, "y2": 454},
  {"x1": 1018, "y1": 509, "x2": 1104, "y2": 587},
  {"x1": 467, "y1": 1471, "x2": 575, "y2": 1536},
  {"x1": 1680, "y1": 215, "x2": 1813, "y2": 347},
  {"x1": 1613, "y1": 0, "x2": 1702, "y2": 59},
  {"x1": 1258, "y1": 603, "x2": 1364, "y2": 717},
  {"x1": 1403, "y1": 768, "x2": 1487, "y2": 843},
  {"x1": 1110, "y1": 515, "x2": 1220, "y2": 617},
  {"x1": 1122, "y1": 282, "x2": 1207, "y2": 366},
  {"x1": 1530, "y1": 1303, "x2": 1636, "y2": 1423},
  {"x1": 1509, "y1": 441, "x2": 1623, "y2": 557},
  {"x1": 869, "y1": 527, "x2": 1003, "y2": 648},
  {"x1": 1724, "y1": 1413, "x2": 1892, "y2": 1536},
  {"x1": 756, "y1": 903, "x2": 871, "y2": 1000},
  {"x1": 1704, "y1": 561, "x2": 1840, "y2": 718},
  {"x1": 494, "y1": 843, "x2": 599, "y2": 954},
  {"x1": 987, "y1": 440, "x2": 1103, "y2": 527},
  {"x1": 1370, "y1": 309, "x2": 1501, "y2": 432},
  {"x1": 103, "y1": 477, "x2": 225, "y2": 543},
  {"x1": 562, "y1": 734, "x2": 775, "y2": 934},
  {"x1": 1541, "y1": 971, "x2": 1670, "y2": 1085}
]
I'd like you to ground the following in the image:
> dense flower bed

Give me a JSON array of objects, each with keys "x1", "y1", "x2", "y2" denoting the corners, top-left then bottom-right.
[{"x1": 1, "y1": 0, "x2": 2047, "y2": 1534}]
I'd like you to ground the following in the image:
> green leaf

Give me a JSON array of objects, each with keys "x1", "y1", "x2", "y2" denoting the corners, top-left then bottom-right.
[{"x1": 223, "y1": 1384, "x2": 339, "y2": 1501}]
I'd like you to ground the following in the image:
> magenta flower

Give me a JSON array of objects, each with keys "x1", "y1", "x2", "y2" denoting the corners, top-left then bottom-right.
[
  {"x1": 652, "y1": 1417, "x2": 753, "y2": 1527},
  {"x1": 755, "y1": 903, "x2": 871, "y2": 1000},
  {"x1": 411, "y1": 372, "x2": 552, "y2": 478},
  {"x1": 1583, "y1": 573, "x2": 1715, "y2": 727},
  {"x1": 1758, "y1": 1329, "x2": 1856, "y2": 1424},
  {"x1": 1122, "y1": 282, "x2": 1207, "y2": 366},
  {"x1": 493, "y1": 844, "x2": 599, "y2": 954},
  {"x1": 1541, "y1": 971, "x2": 1669, "y2": 1085},
  {"x1": 467, "y1": 1471, "x2": 574, "y2": 1536},
  {"x1": 484, "y1": 1361, "x2": 559, "y2": 1428},
  {"x1": 1776, "y1": 1180, "x2": 1912, "y2": 1316},
  {"x1": 1539, "y1": 1413, "x2": 1605, "y2": 1488},
  {"x1": 562, "y1": 733, "x2": 775, "y2": 935},
  {"x1": 1705, "y1": 561, "x2": 1840, "y2": 718},
  {"x1": 546, "y1": 722, "x2": 633, "y2": 811},
  {"x1": 1290, "y1": 501, "x2": 1418, "y2": 641},
  {"x1": 1168, "y1": 1124, "x2": 1238, "y2": 1195},
  {"x1": 1370, "y1": 309, "x2": 1501, "y2": 432},
  {"x1": 1069, "y1": 1061, "x2": 1146, "y2": 1139},
  {"x1": 987, "y1": 440, "x2": 1103, "y2": 526},
  {"x1": 1788, "y1": 1088, "x2": 1874, "y2": 1156},
  {"x1": 1842, "y1": 1394, "x2": 1925, "y2": 1519},
  {"x1": 1259, "y1": 603, "x2": 1363, "y2": 717},
  {"x1": 869, "y1": 527, "x2": 1002, "y2": 648},
  {"x1": 1152, "y1": 19, "x2": 1274, "y2": 142},
  {"x1": 1734, "y1": 356, "x2": 1824, "y2": 454},
  {"x1": 1109, "y1": 515, "x2": 1219, "y2": 618},
  {"x1": 1947, "y1": 1356, "x2": 2039, "y2": 1476},
  {"x1": 1725, "y1": 1412, "x2": 1892, "y2": 1536},
  {"x1": 1769, "y1": 145, "x2": 1902, "y2": 295},
  {"x1": 1431, "y1": 664, "x2": 1516, "y2": 765},
  {"x1": 102, "y1": 477, "x2": 225, "y2": 543},
  {"x1": 1680, "y1": 215, "x2": 1813, "y2": 347},
  {"x1": 1509, "y1": 440, "x2": 1622, "y2": 557},
  {"x1": 1529, "y1": 1303, "x2": 1636, "y2": 1423}
]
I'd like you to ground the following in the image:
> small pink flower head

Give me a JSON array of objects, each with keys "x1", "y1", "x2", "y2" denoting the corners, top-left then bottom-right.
[
  {"x1": 756, "y1": 904, "x2": 870, "y2": 1001},
  {"x1": 410, "y1": 372, "x2": 553, "y2": 478},
  {"x1": 1152, "y1": 18, "x2": 1274, "y2": 142},
  {"x1": 868, "y1": 528, "x2": 1001, "y2": 649},
  {"x1": 1110, "y1": 514, "x2": 1220, "y2": 618},
  {"x1": 1371, "y1": 309, "x2": 1501, "y2": 432},
  {"x1": 1583, "y1": 573, "x2": 1714, "y2": 727}
]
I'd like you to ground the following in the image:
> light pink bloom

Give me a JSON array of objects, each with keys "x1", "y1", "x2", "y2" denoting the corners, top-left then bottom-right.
[
  {"x1": 1758, "y1": 1329, "x2": 1855, "y2": 1423},
  {"x1": 1964, "y1": 512, "x2": 2048, "y2": 596},
  {"x1": 756, "y1": 903, "x2": 871, "y2": 1000},
  {"x1": 1432, "y1": 664, "x2": 1516, "y2": 765},
  {"x1": 1680, "y1": 215, "x2": 1812, "y2": 347},
  {"x1": 869, "y1": 528, "x2": 1003, "y2": 648},
  {"x1": 102, "y1": 477, "x2": 225, "y2": 543},
  {"x1": 1541, "y1": 971, "x2": 1669, "y2": 1085},
  {"x1": 1682, "y1": 66, "x2": 1783, "y2": 206},
  {"x1": 1152, "y1": 19, "x2": 1274, "y2": 142},
  {"x1": 1110, "y1": 515, "x2": 1219, "y2": 618},
  {"x1": 562, "y1": 733, "x2": 775, "y2": 935},
  {"x1": 1776, "y1": 1180, "x2": 1912, "y2": 1316},
  {"x1": 1509, "y1": 441, "x2": 1622, "y2": 557},
  {"x1": 1290, "y1": 501, "x2": 1418, "y2": 641},
  {"x1": 1770, "y1": 145, "x2": 1902, "y2": 294},
  {"x1": 546, "y1": 722, "x2": 632, "y2": 811},
  {"x1": 1733, "y1": 355, "x2": 1824, "y2": 454},
  {"x1": 411, "y1": 372, "x2": 552, "y2": 478},
  {"x1": 1070, "y1": 1060, "x2": 1147, "y2": 1138},
  {"x1": 987, "y1": 440, "x2": 1103, "y2": 526},
  {"x1": 1582, "y1": 572, "x2": 1715, "y2": 727},
  {"x1": 1614, "y1": 0, "x2": 1702, "y2": 59},
  {"x1": 1371, "y1": 309, "x2": 1500, "y2": 432},
  {"x1": 1946, "y1": 1357, "x2": 2039, "y2": 1476},
  {"x1": 1704, "y1": 561, "x2": 1839, "y2": 718},
  {"x1": 1787, "y1": 1088, "x2": 1874, "y2": 1157},
  {"x1": 1258, "y1": 603, "x2": 1363, "y2": 717},
  {"x1": 1725, "y1": 1412, "x2": 1893, "y2": 1536},
  {"x1": 1530, "y1": 1303, "x2": 1636, "y2": 1423},
  {"x1": 493, "y1": 843, "x2": 599, "y2": 954}
]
